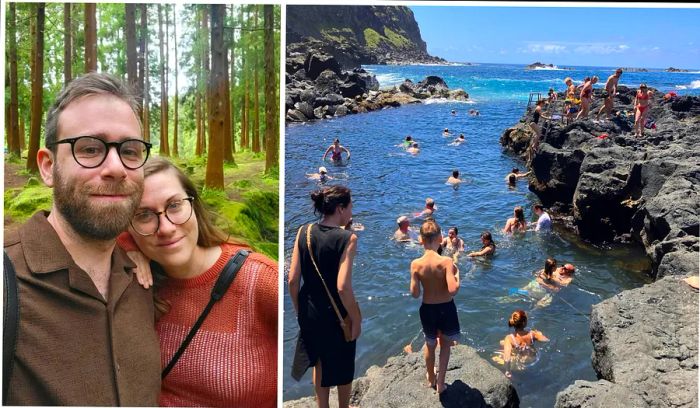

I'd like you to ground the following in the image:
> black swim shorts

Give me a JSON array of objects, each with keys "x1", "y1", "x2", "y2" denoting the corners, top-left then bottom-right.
[{"x1": 419, "y1": 299, "x2": 461, "y2": 346}]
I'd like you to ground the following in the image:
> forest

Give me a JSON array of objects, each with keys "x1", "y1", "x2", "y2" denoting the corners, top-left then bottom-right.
[{"x1": 4, "y1": 3, "x2": 280, "y2": 258}]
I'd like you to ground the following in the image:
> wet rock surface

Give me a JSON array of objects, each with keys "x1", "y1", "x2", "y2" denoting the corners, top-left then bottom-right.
[
  {"x1": 500, "y1": 86, "x2": 700, "y2": 279},
  {"x1": 286, "y1": 50, "x2": 468, "y2": 123},
  {"x1": 283, "y1": 345, "x2": 519, "y2": 408}
]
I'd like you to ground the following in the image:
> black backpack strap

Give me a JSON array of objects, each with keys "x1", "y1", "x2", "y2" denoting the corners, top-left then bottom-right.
[
  {"x1": 3, "y1": 250, "x2": 19, "y2": 404},
  {"x1": 161, "y1": 249, "x2": 249, "y2": 379}
]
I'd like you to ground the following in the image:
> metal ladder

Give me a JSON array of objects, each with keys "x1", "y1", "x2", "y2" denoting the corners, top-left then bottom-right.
[{"x1": 527, "y1": 92, "x2": 542, "y2": 112}]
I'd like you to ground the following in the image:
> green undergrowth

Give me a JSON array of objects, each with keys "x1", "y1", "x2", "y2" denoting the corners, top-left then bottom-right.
[
  {"x1": 4, "y1": 180, "x2": 53, "y2": 224},
  {"x1": 363, "y1": 28, "x2": 382, "y2": 48},
  {"x1": 4, "y1": 153, "x2": 279, "y2": 260},
  {"x1": 383, "y1": 27, "x2": 409, "y2": 48}
]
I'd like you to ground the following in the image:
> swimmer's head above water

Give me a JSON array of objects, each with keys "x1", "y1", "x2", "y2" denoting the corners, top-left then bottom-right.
[{"x1": 508, "y1": 309, "x2": 528, "y2": 330}]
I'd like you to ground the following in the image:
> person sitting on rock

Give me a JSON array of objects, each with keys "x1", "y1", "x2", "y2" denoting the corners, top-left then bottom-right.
[
  {"x1": 503, "y1": 206, "x2": 527, "y2": 234},
  {"x1": 548, "y1": 88, "x2": 557, "y2": 102},
  {"x1": 322, "y1": 138, "x2": 351, "y2": 163},
  {"x1": 467, "y1": 231, "x2": 496, "y2": 257},
  {"x1": 501, "y1": 310, "x2": 549, "y2": 378}
]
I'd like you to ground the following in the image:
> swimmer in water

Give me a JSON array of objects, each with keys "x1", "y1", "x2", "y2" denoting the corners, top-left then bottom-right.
[
  {"x1": 442, "y1": 128, "x2": 451, "y2": 137},
  {"x1": 446, "y1": 169, "x2": 462, "y2": 187},
  {"x1": 450, "y1": 134, "x2": 466, "y2": 146},
  {"x1": 536, "y1": 258, "x2": 561, "y2": 292},
  {"x1": 505, "y1": 168, "x2": 530, "y2": 184},
  {"x1": 407, "y1": 142, "x2": 420, "y2": 155},
  {"x1": 440, "y1": 227, "x2": 464, "y2": 264},
  {"x1": 501, "y1": 310, "x2": 548, "y2": 378},
  {"x1": 322, "y1": 138, "x2": 351, "y2": 162},
  {"x1": 306, "y1": 166, "x2": 333, "y2": 183},
  {"x1": 401, "y1": 135, "x2": 414, "y2": 149},
  {"x1": 553, "y1": 263, "x2": 575, "y2": 287},
  {"x1": 451, "y1": 109, "x2": 457, "y2": 116},
  {"x1": 417, "y1": 198, "x2": 436, "y2": 219},
  {"x1": 503, "y1": 206, "x2": 527, "y2": 234},
  {"x1": 467, "y1": 231, "x2": 496, "y2": 257},
  {"x1": 394, "y1": 215, "x2": 417, "y2": 242},
  {"x1": 344, "y1": 217, "x2": 365, "y2": 232}
]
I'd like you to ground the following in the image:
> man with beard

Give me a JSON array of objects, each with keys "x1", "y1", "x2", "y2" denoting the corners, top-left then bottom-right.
[{"x1": 3, "y1": 73, "x2": 161, "y2": 405}]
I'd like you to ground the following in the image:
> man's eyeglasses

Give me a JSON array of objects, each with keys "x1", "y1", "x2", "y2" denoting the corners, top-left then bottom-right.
[
  {"x1": 131, "y1": 197, "x2": 194, "y2": 236},
  {"x1": 48, "y1": 136, "x2": 152, "y2": 170}
]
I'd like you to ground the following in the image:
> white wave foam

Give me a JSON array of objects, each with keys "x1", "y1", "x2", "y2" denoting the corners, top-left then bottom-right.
[
  {"x1": 531, "y1": 66, "x2": 566, "y2": 71},
  {"x1": 375, "y1": 73, "x2": 406, "y2": 87},
  {"x1": 675, "y1": 80, "x2": 700, "y2": 90},
  {"x1": 423, "y1": 98, "x2": 476, "y2": 105}
]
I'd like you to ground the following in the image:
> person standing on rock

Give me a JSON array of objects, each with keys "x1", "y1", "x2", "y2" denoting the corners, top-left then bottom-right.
[
  {"x1": 322, "y1": 138, "x2": 351, "y2": 163},
  {"x1": 633, "y1": 83, "x2": 653, "y2": 137},
  {"x1": 575, "y1": 76, "x2": 598, "y2": 120},
  {"x1": 410, "y1": 220, "x2": 461, "y2": 395},
  {"x1": 289, "y1": 185, "x2": 361, "y2": 408},
  {"x1": 596, "y1": 68, "x2": 623, "y2": 121}
]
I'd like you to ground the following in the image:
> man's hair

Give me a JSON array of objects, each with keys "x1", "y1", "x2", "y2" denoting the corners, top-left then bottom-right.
[
  {"x1": 420, "y1": 219, "x2": 441, "y2": 242},
  {"x1": 425, "y1": 198, "x2": 435, "y2": 208},
  {"x1": 534, "y1": 204, "x2": 544, "y2": 211},
  {"x1": 45, "y1": 72, "x2": 142, "y2": 150},
  {"x1": 615, "y1": 68, "x2": 623, "y2": 75},
  {"x1": 452, "y1": 169, "x2": 459, "y2": 178}
]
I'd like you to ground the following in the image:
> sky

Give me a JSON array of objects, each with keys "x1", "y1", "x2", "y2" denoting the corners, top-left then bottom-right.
[{"x1": 410, "y1": 4, "x2": 700, "y2": 69}]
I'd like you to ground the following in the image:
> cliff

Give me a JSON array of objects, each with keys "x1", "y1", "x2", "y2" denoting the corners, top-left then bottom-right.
[{"x1": 286, "y1": 5, "x2": 445, "y2": 69}]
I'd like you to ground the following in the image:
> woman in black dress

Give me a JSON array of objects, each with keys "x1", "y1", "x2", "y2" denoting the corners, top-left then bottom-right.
[{"x1": 289, "y1": 185, "x2": 361, "y2": 408}]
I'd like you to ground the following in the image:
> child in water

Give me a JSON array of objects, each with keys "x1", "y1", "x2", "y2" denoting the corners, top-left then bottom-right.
[{"x1": 500, "y1": 310, "x2": 548, "y2": 378}]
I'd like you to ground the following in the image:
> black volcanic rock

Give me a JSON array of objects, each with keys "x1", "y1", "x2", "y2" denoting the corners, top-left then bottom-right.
[
  {"x1": 286, "y1": 5, "x2": 445, "y2": 69},
  {"x1": 284, "y1": 345, "x2": 519, "y2": 408}
]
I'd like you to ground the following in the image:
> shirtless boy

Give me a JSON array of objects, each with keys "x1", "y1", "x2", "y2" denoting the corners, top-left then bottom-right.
[{"x1": 410, "y1": 220, "x2": 461, "y2": 395}]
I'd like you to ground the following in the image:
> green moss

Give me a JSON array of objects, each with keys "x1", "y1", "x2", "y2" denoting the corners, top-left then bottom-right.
[
  {"x1": 233, "y1": 179, "x2": 253, "y2": 189},
  {"x1": 4, "y1": 185, "x2": 53, "y2": 223},
  {"x1": 383, "y1": 27, "x2": 410, "y2": 48},
  {"x1": 363, "y1": 28, "x2": 382, "y2": 49}
]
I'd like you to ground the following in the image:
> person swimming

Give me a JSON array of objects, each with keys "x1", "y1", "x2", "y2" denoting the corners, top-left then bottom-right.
[
  {"x1": 402, "y1": 135, "x2": 414, "y2": 149},
  {"x1": 417, "y1": 198, "x2": 436, "y2": 219},
  {"x1": 467, "y1": 231, "x2": 495, "y2": 257},
  {"x1": 553, "y1": 263, "x2": 575, "y2": 286},
  {"x1": 306, "y1": 166, "x2": 333, "y2": 183},
  {"x1": 322, "y1": 138, "x2": 351, "y2": 162},
  {"x1": 442, "y1": 128, "x2": 451, "y2": 137},
  {"x1": 407, "y1": 142, "x2": 420, "y2": 155},
  {"x1": 503, "y1": 206, "x2": 527, "y2": 234},
  {"x1": 505, "y1": 168, "x2": 530, "y2": 184},
  {"x1": 500, "y1": 310, "x2": 548, "y2": 378},
  {"x1": 450, "y1": 134, "x2": 466, "y2": 146},
  {"x1": 446, "y1": 169, "x2": 462, "y2": 188},
  {"x1": 440, "y1": 227, "x2": 464, "y2": 263}
]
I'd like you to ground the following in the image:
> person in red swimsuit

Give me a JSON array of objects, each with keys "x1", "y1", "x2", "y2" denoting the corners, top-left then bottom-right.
[
  {"x1": 322, "y1": 138, "x2": 351, "y2": 163},
  {"x1": 634, "y1": 83, "x2": 653, "y2": 137},
  {"x1": 575, "y1": 76, "x2": 598, "y2": 120}
]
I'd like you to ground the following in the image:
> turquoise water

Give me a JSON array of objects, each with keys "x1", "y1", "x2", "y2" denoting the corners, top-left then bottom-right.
[{"x1": 283, "y1": 64, "x2": 695, "y2": 407}]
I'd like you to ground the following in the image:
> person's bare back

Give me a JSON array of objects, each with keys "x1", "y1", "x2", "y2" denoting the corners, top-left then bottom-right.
[{"x1": 411, "y1": 251, "x2": 459, "y2": 304}]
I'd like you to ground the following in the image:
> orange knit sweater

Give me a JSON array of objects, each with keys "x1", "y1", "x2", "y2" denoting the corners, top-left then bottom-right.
[{"x1": 117, "y1": 235, "x2": 278, "y2": 407}]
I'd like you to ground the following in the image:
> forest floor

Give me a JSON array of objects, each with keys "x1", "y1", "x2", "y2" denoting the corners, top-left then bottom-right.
[{"x1": 4, "y1": 152, "x2": 279, "y2": 258}]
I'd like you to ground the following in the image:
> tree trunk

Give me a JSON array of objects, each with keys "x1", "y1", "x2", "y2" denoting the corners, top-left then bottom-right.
[
  {"x1": 143, "y1": 6, "x2": 150, "y2": 143},
  {"x1": 157, "y1": 4, "x2": 169, "y2": 155},
  {"x1": 84, "y1": 3, "x2": 97, "y2": 72},
  {"x1": 252, "y1": 6, "x2": 260, "y2": 153},
  {"x1": 229, "y1": 5, "x2": 236, "y2": 154},
  {"x1": 205, "y1": 4, "x2": 225, "y2": 189},
  {"x1": 194, "y1": 6, "x2": 203, "y2": 157},
  {"x1": 202, "y1": 5, "x2": 209, "y2": 153},
  {"x1": 137, "y1": 4, "x2": 147, "y2": 110},
  {"x1": 264, "y1": 5, "x2": 278, "y2": 172},
  {"x1": 239, "y1": 6, "x2": 248, "y2": 150},
  {"x1": 172, "y1": 4, "x2": 179, "y2": 157},
  {"x1": 125, "y1": 4, "x2": 137, "y2": 87},
  {"x1": 222, "y1": 10, "x2": 232, "y2": 163},
  {"x1": 8, "y1": 2, "x2": 20, "y2": 157},
  {"x1": 28, "y1": 3, "x2": 45, "y2": 173},
  {"x1": 63, "y1": 3, "x2": 72, "y2": 85}
]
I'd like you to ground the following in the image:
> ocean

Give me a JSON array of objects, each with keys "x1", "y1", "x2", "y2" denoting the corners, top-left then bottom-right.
[{"x1": 282, "y1": 63, "x2": 699, "y2": 407}]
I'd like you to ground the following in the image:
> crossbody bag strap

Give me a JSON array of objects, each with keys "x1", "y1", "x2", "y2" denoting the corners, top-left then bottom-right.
[
  {"x1": 161, "y1": 249, "x2": 250, "y2": 379},
  {"x1": 3, "y1": 250, "x2": 19, "y2": 405},
  {"x1": 305, "y1": 224, "x2": 345, "y2": 325}
]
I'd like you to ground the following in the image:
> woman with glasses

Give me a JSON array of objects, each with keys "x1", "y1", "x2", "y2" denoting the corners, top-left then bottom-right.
[{"x1": 117, "y1": 157, "x2": 278, "y2": 407}]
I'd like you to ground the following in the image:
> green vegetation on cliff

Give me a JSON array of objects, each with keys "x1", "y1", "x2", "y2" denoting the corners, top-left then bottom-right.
[{"x1": 363, "y1": 28, "x2": 382, "y2": 49}]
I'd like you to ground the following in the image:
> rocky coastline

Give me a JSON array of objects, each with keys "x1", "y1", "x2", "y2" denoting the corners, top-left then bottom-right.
[
  {"x1": 283, "y1": 345, "x2": 519, "y2": 408},
  {"x1": 286, "y1": 49, "x2": 468, "y2": 123},
  {"x1": 500, "y1": 87, "x2": 699, "y2": 407}
]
